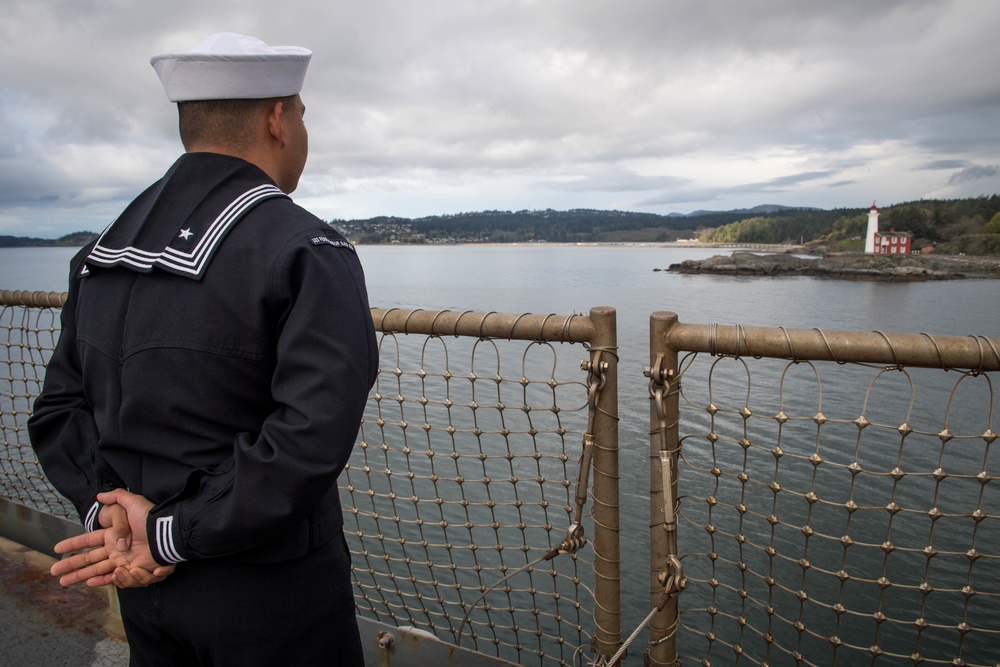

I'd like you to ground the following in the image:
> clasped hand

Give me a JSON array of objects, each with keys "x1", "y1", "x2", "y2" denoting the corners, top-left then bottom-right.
[{"x1": 50, "y1": 489, "x2": 175, "y2": 589}]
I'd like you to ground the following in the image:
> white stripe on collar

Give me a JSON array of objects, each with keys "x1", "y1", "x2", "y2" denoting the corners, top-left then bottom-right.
[{"x1": 86, "y1": 184, "x2": 284, "y2": 277}]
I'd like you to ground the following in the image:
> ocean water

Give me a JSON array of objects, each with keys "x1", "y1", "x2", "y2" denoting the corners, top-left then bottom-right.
[
  {"x1": 5, "y1": 244, "x2": 997, "y2": 336},
  {"x1": 4, "y1": 244, "x2": 999, "y2": 664}
]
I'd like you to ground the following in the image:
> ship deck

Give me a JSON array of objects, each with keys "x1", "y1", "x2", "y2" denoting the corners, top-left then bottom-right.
[{"x1": 0, "y1": 535, "x2": 129, "y2": 666}]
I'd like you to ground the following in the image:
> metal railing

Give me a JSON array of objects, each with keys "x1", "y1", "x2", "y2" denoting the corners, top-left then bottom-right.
[
  {"x1": 647, "y1": 313, "x2": 1000, "y2": 667},
  {"x1": 3, "y1": 289, "x2": 999, "y2": 666},
  {"x1": 0, "y1": 291, "x2": 621, "y2": 667},
  {"x1": 0, "y1": 291, "x2": 74, "y2": 519},
  {"x1": 349, "y1": 307, "x2": 621, "y2": 665}
]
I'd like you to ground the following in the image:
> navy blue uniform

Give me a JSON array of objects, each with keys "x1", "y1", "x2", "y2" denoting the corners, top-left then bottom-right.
[{"x1": 29, "y1": 152, "x2": 376, "y2": 665}]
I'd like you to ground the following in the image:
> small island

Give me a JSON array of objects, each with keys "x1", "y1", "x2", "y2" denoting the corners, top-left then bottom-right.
[{"x1": 663, "y1": 251, "x2": 1000, "y2": 281}]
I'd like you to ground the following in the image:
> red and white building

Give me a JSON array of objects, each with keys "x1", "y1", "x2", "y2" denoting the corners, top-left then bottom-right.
[
  {"x1": 873, "y1": 229, "x2": 912, "y2": 255},
  {"x1": 865, "y1": 202, "x2": 913, "y2": 255}
]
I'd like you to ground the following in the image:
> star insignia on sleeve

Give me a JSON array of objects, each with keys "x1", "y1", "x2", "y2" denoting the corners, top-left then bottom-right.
[{"x1": 178, "y1": 228, "x2": 193, "y2": 240}]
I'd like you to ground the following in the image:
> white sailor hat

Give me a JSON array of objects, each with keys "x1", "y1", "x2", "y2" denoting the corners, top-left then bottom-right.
[{"x1": 151, "y1": 33, "x2": 312, "y2": 102}]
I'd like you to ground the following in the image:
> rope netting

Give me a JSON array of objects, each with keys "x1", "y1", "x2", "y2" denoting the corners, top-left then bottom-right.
[
  {"x1": 657, "y1": 343, "x2": 999, "y2": 666},
  {"x1": 6, "y1": 292, "x2": 1000, "y2": 667},
  {"x1": 345, "y1": 329, "x2": 598, "y2": 666},
  {"x1": 2, "y1": 296, "x2": 615, "y2": 666},
  {"x1": 1, "y1": 299, "x2": 77, "y2": 518}
]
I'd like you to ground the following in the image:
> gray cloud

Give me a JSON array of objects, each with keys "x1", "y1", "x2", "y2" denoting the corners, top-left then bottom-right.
[
  {"x1": 1, "y1": 0, "x2": 999, "y2": 236},
  {"x1": 637, "y1": 170, "x2": 843, "y2": 207},
  {"x1": 920, "y1": 160, "x2": 969, "y2": 171},
  {"x1": 539, "y1": 170, "x2": 690, "y2": 193},
  {"x1": 948, "y1": 165, "x2": 1000, "y2": 185}
]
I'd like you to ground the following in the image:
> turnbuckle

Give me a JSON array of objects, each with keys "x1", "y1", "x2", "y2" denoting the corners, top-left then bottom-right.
[
  {"x1": 655, "y1": 555, "x2": 686, "y2": 610},
  {"x1": 644, "y1": 354, "x2": 675, "y2": 442},
  {"x1": 547, "y1": 522, "x2": 587, "y2": 560}
]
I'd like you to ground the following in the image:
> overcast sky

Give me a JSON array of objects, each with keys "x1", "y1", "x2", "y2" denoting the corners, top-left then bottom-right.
[{"x1": 3, "y1": 0, "x2": 999, "y2": 238}]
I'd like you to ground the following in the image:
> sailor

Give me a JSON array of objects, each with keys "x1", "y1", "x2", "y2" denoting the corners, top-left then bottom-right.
[{"x1": 28, "y1": 32, "x2": 376, "y2": 666}]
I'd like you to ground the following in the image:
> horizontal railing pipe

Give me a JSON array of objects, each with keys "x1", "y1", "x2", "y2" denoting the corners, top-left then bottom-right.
[
  {"x1": 371, "y1": 306, "x2": 597, "y2": 343},
  {"x1": 657, "y1": 314, "x2": 1000, "y2": 371},
  {"x1": 0, "y1": 290, "x2": 67, "y2": 308}
]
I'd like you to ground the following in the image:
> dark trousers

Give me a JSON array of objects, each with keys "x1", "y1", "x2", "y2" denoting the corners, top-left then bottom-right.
[{"x1": 117, "y1": 534, "x2": 364, "y2": 666}]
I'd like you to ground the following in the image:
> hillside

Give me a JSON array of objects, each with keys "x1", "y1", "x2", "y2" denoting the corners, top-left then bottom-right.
[
  {"x1": 706, "y1": 196, "x2": 1000, "y2": 255},
  {"x1": 4, "y1": 196, "x2": 999, "y2": 253},
  {"x1": 336, "y1": 205, "x2": 847, "y2": 245},
  {"x1": 333, "y1": 196, "x2": 1000, "y2": 253},
  {"x1": 0, "y1": 232, "x2": 98, "y2": 248}
]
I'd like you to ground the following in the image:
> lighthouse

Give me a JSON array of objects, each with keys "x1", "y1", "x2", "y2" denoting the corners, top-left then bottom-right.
[{"x1": 864, "y1": 202, "x2": 879, "y2": 253}]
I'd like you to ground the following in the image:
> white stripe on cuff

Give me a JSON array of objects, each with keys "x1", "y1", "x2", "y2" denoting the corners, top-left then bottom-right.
[
  {"x1": 155, "y1": 516, "x2": 186, "y2": 564},
  {"x1": 85, "y1": 501, "x2": 101, "y2": 532}
]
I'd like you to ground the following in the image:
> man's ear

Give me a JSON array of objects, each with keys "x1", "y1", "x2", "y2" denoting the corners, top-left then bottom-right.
[{"x1": 266, "y1": 100, "x2": 286, "y2": 148}]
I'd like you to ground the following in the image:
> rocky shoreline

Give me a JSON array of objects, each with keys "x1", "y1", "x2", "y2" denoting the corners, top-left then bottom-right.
[{"x1": 663, "y1": 252, "x2": 1000, "y2": 281}]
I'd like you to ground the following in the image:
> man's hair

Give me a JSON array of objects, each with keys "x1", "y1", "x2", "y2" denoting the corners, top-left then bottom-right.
[{"x1": 177, "y1": 95, "x2": 296, "y2": 152}]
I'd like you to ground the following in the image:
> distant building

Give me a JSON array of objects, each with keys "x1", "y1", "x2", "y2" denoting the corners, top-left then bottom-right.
[
  {"x1": 874, "y1": 229, "x2": 913, "y2": 255},
  {"x1": 865, "y1": 202, "x2": 913, "y2": 254},
  {"x1": 865, "y1": 203, "x2": 879, "y2": 253}
]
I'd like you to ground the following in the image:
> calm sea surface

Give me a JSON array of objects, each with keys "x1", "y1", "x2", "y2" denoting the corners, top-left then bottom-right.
[
  {"x1": 4, "y1": 244, "x2": 997, "y2": 335},
  {"x1": 3, "y1": 245, "x2": 999, "y2": 663}
]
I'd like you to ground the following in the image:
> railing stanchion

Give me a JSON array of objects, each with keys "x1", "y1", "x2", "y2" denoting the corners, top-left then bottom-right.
[
  {"x1": 648, "y1": 311, "x2": 681, "y2": 667},
  {"x1": 587, "y1": 306, "x2": 622, "y2": 662}
]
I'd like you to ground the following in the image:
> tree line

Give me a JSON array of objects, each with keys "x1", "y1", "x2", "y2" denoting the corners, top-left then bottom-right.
[
  {"x1": 0, "y1": 231, "x2": 99, "y2": 248},
  {"x1": 336, "y1": 206, "x2": 840, "y2": 245},
  {"x1": 6, "y1": 196, "x2": 999, "y2": 254},
  {"x1": 335, "y1": 196, "x2": 1000, "y2": 253}
]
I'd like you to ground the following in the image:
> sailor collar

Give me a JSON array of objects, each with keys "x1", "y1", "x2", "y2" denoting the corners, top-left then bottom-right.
[{"x1": 85, "y1": 153, "x2": 288, "y2": 280}]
